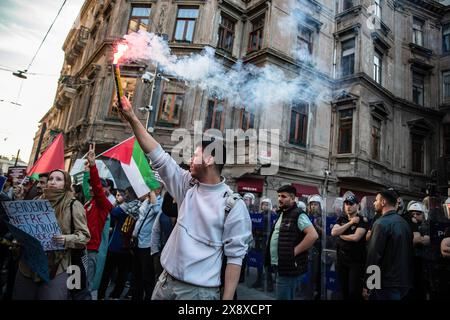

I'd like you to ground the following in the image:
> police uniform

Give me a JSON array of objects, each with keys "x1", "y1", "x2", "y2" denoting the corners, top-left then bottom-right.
[{"x1": 335, "y1": 213, "x2": 368, "y2": 300}]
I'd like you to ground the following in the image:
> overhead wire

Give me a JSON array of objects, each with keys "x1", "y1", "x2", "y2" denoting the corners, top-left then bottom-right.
[
  {"x1": 2, "y1": 0, "x2": 68, "y2": 107},
  {"x1": 23, "y1": 0, "x2": 68, "y2": 73}
]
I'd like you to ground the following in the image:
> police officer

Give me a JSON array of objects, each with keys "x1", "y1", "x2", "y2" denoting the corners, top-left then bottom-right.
[
  {"x1": 296, "y1": 200, "x2": 307, "y2": 212},
  {"x1": 241, "y1": 193, "x2": 256, "y2": 283},
  {"x1": 406, "y1": 201, "x2": 430, "y2": 300},
  {"x1": 251, "y1": 198, "x2": 277, "y2": 291},
  {"x1": 307, "y1": 194, "x2": 323, "y2": 300},
  {"x1": 243, "y1": 193, "x2": 257, "y2": 213},
  {"x1": 331, "y1": 192, "x2": 368, "y2": 300}
]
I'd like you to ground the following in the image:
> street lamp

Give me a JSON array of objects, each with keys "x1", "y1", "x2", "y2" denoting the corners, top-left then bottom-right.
[
  {"x1": 322, "y1": 168, "x2": 331, "y2": 197},
  {"x1": 12, "y1": 70, "x2": 27, "y2": 79}
]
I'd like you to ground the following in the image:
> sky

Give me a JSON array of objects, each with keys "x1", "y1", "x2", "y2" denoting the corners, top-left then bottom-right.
[{"x1": 0, "y1": 0, "x2": 84, "y2": 163}]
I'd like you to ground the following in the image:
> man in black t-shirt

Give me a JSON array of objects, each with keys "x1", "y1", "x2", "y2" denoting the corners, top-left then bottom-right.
[{"x1": 331, "y1": 192, "x2": 368, "y2": 300}]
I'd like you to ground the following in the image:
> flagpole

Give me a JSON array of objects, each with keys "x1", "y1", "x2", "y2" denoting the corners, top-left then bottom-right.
[
  {"x1": 14, "y1": 149, "x2": 20, "y2": 167},
  {"x1": 95, "y1": 135, "x2": 134, "y2": 158},
  {"x1": 80, "y1": 151, "x2": 89, "y2": 159}
]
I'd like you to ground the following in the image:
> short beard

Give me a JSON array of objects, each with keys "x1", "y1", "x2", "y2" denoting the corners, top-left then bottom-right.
[{"x1": 346, "y1": 209, "x2": 357, "y2": 216}]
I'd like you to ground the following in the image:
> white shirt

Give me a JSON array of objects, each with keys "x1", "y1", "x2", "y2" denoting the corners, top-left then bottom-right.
[{"x1": 147, "y1": 145, "x2": 252, "y2": 287}]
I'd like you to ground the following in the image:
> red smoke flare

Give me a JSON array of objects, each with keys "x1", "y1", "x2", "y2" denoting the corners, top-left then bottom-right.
[{"x1": 113, "y1": 44, "x2": 129, "y2": 64}]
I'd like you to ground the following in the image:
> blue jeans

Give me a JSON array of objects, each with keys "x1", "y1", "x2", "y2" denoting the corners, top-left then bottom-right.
[
  {"x1": 87, "y1": 250, "x2": 98, "y2": 292},
  {"x1": 276, "y1": 273, "x2": 305, "y2": 300}
]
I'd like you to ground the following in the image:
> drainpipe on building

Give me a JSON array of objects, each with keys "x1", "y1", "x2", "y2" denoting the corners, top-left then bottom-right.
[
  {"x1": 333, "y1": 39, "x2": 337, "y2": 79},
  {"x1": 323, "y1": 169, "x2": 331, "y2": 197}
]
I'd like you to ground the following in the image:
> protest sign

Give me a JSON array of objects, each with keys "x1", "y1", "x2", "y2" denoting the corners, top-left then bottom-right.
[
  {"x1": 5, "y1": 222, "x2": 50, "y2": 282},
  {"x1": 72, "y1": 171, "x2": 84, "y2": 185},
  {"x1": 7, "y1": 166, "x2": 28, "y2": 184},
  {"x1": 1, "y1": 200, "x2": 64, "y2": 251}
]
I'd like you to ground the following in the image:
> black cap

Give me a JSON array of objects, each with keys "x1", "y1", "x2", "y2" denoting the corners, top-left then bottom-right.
[{"x1": 343, "y1": 192, "x2": 358, "y2": 205}]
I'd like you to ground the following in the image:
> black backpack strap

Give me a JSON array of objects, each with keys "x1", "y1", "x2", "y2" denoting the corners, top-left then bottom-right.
[{"x1": 135, "y1": 202, "x2": 153, "y2": 238}]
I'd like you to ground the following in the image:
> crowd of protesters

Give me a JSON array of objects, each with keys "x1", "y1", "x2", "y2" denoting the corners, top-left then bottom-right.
[
  {"x1": 0, "y1": 95, "x2": 449, "y2": 301},
  {"x1": 1, "y1": 161, "x2": 450, "y2": 301},
  {"x1": 0, "y1": 144, "x2": 179, "y2": 300}
]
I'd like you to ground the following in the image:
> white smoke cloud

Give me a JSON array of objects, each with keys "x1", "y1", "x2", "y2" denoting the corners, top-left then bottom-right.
[{"x1": 119, "y1": 3, "x2": 326, "y2": 110}]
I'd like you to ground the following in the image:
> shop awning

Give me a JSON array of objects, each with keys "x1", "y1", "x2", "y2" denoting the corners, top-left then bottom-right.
[
  {"x1": 237, "y1": 178, "x2": 264, "y2": 193},
  {"x1": 292, "y1": 183, "x2": 320, "y2": 198}
]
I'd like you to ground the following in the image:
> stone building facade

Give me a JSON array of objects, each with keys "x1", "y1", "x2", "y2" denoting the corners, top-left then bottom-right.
[{"x1": 29, "y1": 0, "x2": 449, "y2": 205}]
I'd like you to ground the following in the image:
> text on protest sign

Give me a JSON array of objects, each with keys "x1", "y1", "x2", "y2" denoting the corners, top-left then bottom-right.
[{"x1": 2, "y1": 200, "x2": 64, "y2": 251}]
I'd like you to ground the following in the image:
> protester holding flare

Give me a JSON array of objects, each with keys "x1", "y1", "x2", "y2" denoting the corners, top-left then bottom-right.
[{"x1": 117, "y1": 94, "x2": 252, "y2": 300}]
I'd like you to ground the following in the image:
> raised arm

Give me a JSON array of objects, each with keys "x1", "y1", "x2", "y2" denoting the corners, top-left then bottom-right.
[
  {"x1": 119, "y1": 96, "x2": 192, "y2": 204},
  {"x1": 86, "y1": 144, "x2": 113, "y2": 213},
  {"x1": 119, "y1": 96, "x2": 159, "y2": 154}
]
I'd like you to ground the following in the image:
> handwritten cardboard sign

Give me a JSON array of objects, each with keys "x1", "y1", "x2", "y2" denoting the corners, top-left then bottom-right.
[
  {"x1": 5, "y1": 222, "x2": 50, "y2": 282},
  {"x1": 1, "y1": 200, "x2": 64, "y2": 251}
]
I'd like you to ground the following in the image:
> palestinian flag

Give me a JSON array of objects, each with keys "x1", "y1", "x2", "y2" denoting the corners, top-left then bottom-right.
[{"x1": 98, "y1": 136, "x2": 160, "y2": 197}]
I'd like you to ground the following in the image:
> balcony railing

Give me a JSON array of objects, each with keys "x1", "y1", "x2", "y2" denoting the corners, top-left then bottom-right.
[
  {"x1": 73, "y1": 26, "x2": 89, "y2": 54},
  {"x1": 59, "y1": 75, "x2": 78, "y2": 89}
]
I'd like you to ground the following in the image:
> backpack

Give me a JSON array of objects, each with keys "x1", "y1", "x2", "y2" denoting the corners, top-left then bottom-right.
[
  {"x1": 120, "y1": 200, "x2": 140, "y2": 249},
  {"x1": 121, "y1": 215, "x2": 137, "y2": 249}
]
